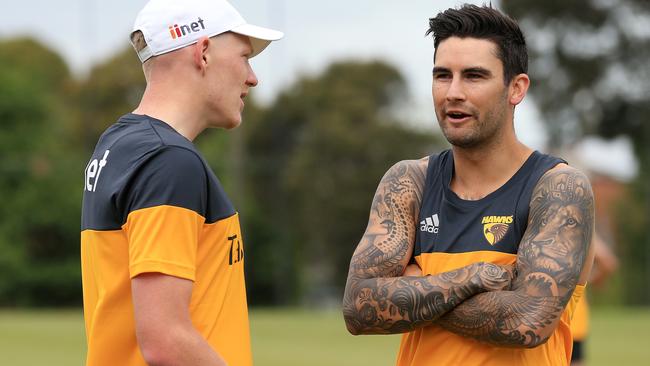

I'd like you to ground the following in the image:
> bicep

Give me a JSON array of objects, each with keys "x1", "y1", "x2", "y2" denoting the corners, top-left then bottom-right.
[
  {"x1": 132, "y1": 273, "x2": 194, "y2": 339},
  {"x1": 514, "y1": 166, "x2": 594, "y2": 305},
  {"x1": 347, "y1": 159, "x2": 426, "y2": 279}
]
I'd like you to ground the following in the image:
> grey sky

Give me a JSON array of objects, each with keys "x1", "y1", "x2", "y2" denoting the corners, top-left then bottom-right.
[{"x1": 2, "y1": 0, "x2": 548, "y2": 149}]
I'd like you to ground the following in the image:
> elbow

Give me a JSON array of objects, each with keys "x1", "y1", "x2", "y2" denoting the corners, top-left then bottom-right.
[
  {"x1": 342, "y1": 305, "x2": 363, "y2": 336},
  {"x1": 139, "y1": 344, "x2": 171, "y2": 366},
  {"x1": 523, "y1": 333, "x2": 550, "y2": 349},
  {"x1": 345, "y1": 316, "x2": 365, "y2": 336},
  {"x1": 140, "y1": 351, "x2": 169, "y2": 366},
  {"x1": 342, "y1": 295, "x2": 369, "y2": 335},
  {"x1": 342, "y1": 286, "x2": 363, "y2": 336},
  {"x1": 346, "y1": 322, "x2": 361, "y2": 336},
  {"x1": 139, "y1": 340, "x2": 174, "y2": 366},
  {"x1": 137, "y1": 329, "x2": 181, "y2": 366},
  {"x1": 519, "y1": 327, "x2": 554, "y2": 349}
]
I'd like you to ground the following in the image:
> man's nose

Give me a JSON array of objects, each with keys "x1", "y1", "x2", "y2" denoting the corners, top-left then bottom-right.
[
  {"x1": 246, "y1": 64, "x2": 258, "y2": 87},
  {"x1": 446, "y1": 76, "x2": 466, "y2": 102}
]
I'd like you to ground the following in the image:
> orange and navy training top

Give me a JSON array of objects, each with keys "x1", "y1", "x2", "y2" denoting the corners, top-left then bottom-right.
[
  {"x1": 397, "y1": 149, "x2": 585, "y2": 366},
  {"x1": 81, "y1": 114, "x2": 251, "y2": 366}
]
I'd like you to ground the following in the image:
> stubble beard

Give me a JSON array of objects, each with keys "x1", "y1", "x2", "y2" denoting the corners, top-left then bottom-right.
[{"x1": 438, "y1": 93, "x2": 509, "y2": 150}]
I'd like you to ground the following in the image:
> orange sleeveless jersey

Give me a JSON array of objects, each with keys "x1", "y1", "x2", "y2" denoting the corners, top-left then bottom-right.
[
  {"x1": 397, "y1": 151, "x2": 583, "y2": 366},
  {"x1": 570, "y1": 289, "x2": 590, "y2": 341},
  {"x1": 396, "y1": 252, "x2": 585, "y2": 365}
]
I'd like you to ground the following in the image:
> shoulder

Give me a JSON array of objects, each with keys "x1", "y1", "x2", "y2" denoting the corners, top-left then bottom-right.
[
  {"x1": 120, "y1": 145, "x2": 209, "y2": 218},
  {"x1": 148, "y1": 120, "x2": 197, "y2": 151},
  {"x1": 376, "y1": 157, "x2": 429, "y2": 209},
  {"x1": 150, "y1": 145, "x2": 204, "y2": 167},
  {"x1": 99, "y1": 115, "x2": 198, "y2": 163},
  {"x1": 115, "y1": 116, "x2": 205, "y2": 174},
  {"x1": 382, "y1": 157, "x2": 428, "y2": 183},
  {"x1": 115, "y1": 114, "x2": 196, "y2": 151},
  {"x1": 135, "y1": 146, "x2": 207, "y2": 188},
  {"x1": 533, "y1": 163, "x2": 593, "y2": 200},
  {"x1": 528, "y1": 163, "x2": 594, "y2": 228}
]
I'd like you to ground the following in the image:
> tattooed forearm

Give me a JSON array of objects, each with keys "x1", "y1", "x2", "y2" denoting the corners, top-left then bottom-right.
[
  {"x1": 343, "y1": 159, "x2": 512, "y2": 334},
  {"x1": 436, "y1": 167, "x2": 594, "y2": 347},
  {"x1": 344, "y1": 262, "x2": 512, "y2": 334},
  {"x1": 343, "y1": 159, "x2": 515, "y2": 335},
  {"x1": 437, "y1": 279, "x2": 568, "y2": 347}
]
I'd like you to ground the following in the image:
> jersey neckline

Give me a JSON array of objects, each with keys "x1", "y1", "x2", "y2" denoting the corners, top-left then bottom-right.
[
  {"x1": 442, "y1": 150, "x2": 540, "y2": 207},
  {"x1": 120, "y1": 113, "x2": 193, "y2": 143}
]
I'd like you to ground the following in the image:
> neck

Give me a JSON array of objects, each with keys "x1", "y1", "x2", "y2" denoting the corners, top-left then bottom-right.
[
  {"x1": 133, "y1": 75, "x2": 206, "y2": 141},
  {"x1": 450, "y1": 134, "x2": 533, "y2": 200}
]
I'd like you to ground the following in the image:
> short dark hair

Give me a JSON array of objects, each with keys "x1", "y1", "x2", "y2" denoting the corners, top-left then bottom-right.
[{"x1": 426, "y1": 4, "x2": 528, "y2": 84}]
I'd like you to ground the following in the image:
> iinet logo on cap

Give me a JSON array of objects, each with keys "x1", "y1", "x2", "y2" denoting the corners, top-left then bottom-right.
[
  {"x1": 132, "y1": 0, "x2": 283, "y2": 63},
  {"x1": 169, "y1": 17, "x2": 206, "y2": 40}
]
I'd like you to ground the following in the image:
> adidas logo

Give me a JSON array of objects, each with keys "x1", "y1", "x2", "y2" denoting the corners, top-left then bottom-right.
[{"x1": 420, "y1": 214, "x2": 440, "y2": 233}]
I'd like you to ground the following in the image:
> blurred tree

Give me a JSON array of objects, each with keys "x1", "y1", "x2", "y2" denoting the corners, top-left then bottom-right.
[
  {"x1": 242, "y1": 61, "x2": 440, "y2": 305},
  {"x1": 0, "y1": 38, "x2": 83, "y2": 306},
  {"x1": 501, "y1": 0, "x2": 650, "y2": 304},
  {"x1": 1, "y1": 40, "x2": 441, "y2": 308},
  {"x1": 74, "y1": 47, "x2": 145, "y2": 152}
]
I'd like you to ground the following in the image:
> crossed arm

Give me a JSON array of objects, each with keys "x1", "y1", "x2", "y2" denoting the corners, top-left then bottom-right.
[
  {"x1": 342, "y1": 159, "x2": 512, "y2": 335},
  {"x1": 436, "y1": 165, "x2": 595, "y2": 347},
  {"x1": 342, "y1": 162, "x2": 594, "y2": 348}
]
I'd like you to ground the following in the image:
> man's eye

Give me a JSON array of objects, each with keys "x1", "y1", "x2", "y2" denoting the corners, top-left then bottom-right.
[
  {"x1": 467, "y1": 73, "x2": 483, "y2": 79},
  {"x1": 434, "y1": 74, "x2": 451, "y2": 80}
]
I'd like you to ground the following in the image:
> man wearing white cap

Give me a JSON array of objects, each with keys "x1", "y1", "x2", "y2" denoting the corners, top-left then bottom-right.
[{"x1": 80, "y1": 1, "x2": 282, "y2": 365}]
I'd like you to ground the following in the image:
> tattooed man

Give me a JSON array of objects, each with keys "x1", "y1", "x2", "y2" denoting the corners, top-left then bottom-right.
[{"x1": 342, "y1": 4, "x2": 595, "y2": 365}]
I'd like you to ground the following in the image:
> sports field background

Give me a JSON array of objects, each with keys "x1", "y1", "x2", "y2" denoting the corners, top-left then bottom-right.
[{"x1": 0, "y1": 307, "x2": 649, "y2": 365}]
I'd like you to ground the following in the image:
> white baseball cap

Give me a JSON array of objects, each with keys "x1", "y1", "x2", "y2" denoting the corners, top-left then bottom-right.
[{"x1": 132, "y1": 0, "x2": 284, "y2": 62}]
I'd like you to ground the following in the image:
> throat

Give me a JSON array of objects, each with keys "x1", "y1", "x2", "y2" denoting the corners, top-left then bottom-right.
[
  {"x1": 450, "y1": 180, "x2": 495, "y2": 201},
  {"x1": 449, "y1": 145, "x2": 534, "y2": 201},
  {"x1": 453, "y1": 190, "x2": 488, "y2": 201}
]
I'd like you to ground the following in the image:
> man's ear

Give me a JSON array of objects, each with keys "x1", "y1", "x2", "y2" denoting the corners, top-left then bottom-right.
[
  {"x1": 509, "y1": 73, "x2": 530, "y2": 106},
  {"x1": 192, "y1": 36, "x2": 211, "y2": 73}
]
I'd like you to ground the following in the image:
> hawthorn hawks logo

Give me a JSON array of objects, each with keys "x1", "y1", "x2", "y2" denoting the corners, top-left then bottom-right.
[{"x1": 481, "y1": 215, "x2": 513, "y2": 245}]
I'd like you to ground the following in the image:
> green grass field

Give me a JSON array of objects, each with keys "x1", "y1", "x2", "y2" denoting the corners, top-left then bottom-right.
[{"x1": 0, "y1": 307, "x2": 648, "y2": 365}]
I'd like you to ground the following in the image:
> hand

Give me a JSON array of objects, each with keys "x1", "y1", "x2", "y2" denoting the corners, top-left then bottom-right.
[
  {"x1": 471, "y1": 262, "x2": 514, "y2": 292},
  {"x1": 403, "y1": 263, "x2": 423, "y2": 276}
]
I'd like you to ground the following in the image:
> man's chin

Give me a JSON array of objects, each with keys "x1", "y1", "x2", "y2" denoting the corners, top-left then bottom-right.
[
  {"x1": 224, "y1": 119, "x2": 242, "y2": 130},
  {"x1": 443, "y1": 132, "x2": 481, "y2": 149},
  {"x1": 211, "y1": 116, "x2": 242, "y2": 130}
]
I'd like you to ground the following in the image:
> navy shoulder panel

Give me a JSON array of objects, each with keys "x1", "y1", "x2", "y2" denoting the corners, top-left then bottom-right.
[
  {"x1": 118, "y1": 146, "x2": 209, "y2": 220},
  {"x1": 81, "y1": 114, "x2": 235, "y2": 230}
]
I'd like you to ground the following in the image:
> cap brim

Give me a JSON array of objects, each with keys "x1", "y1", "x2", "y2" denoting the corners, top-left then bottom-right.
[{"x1": 230, "y1": 23, "x2": 284, "y2": 58}]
